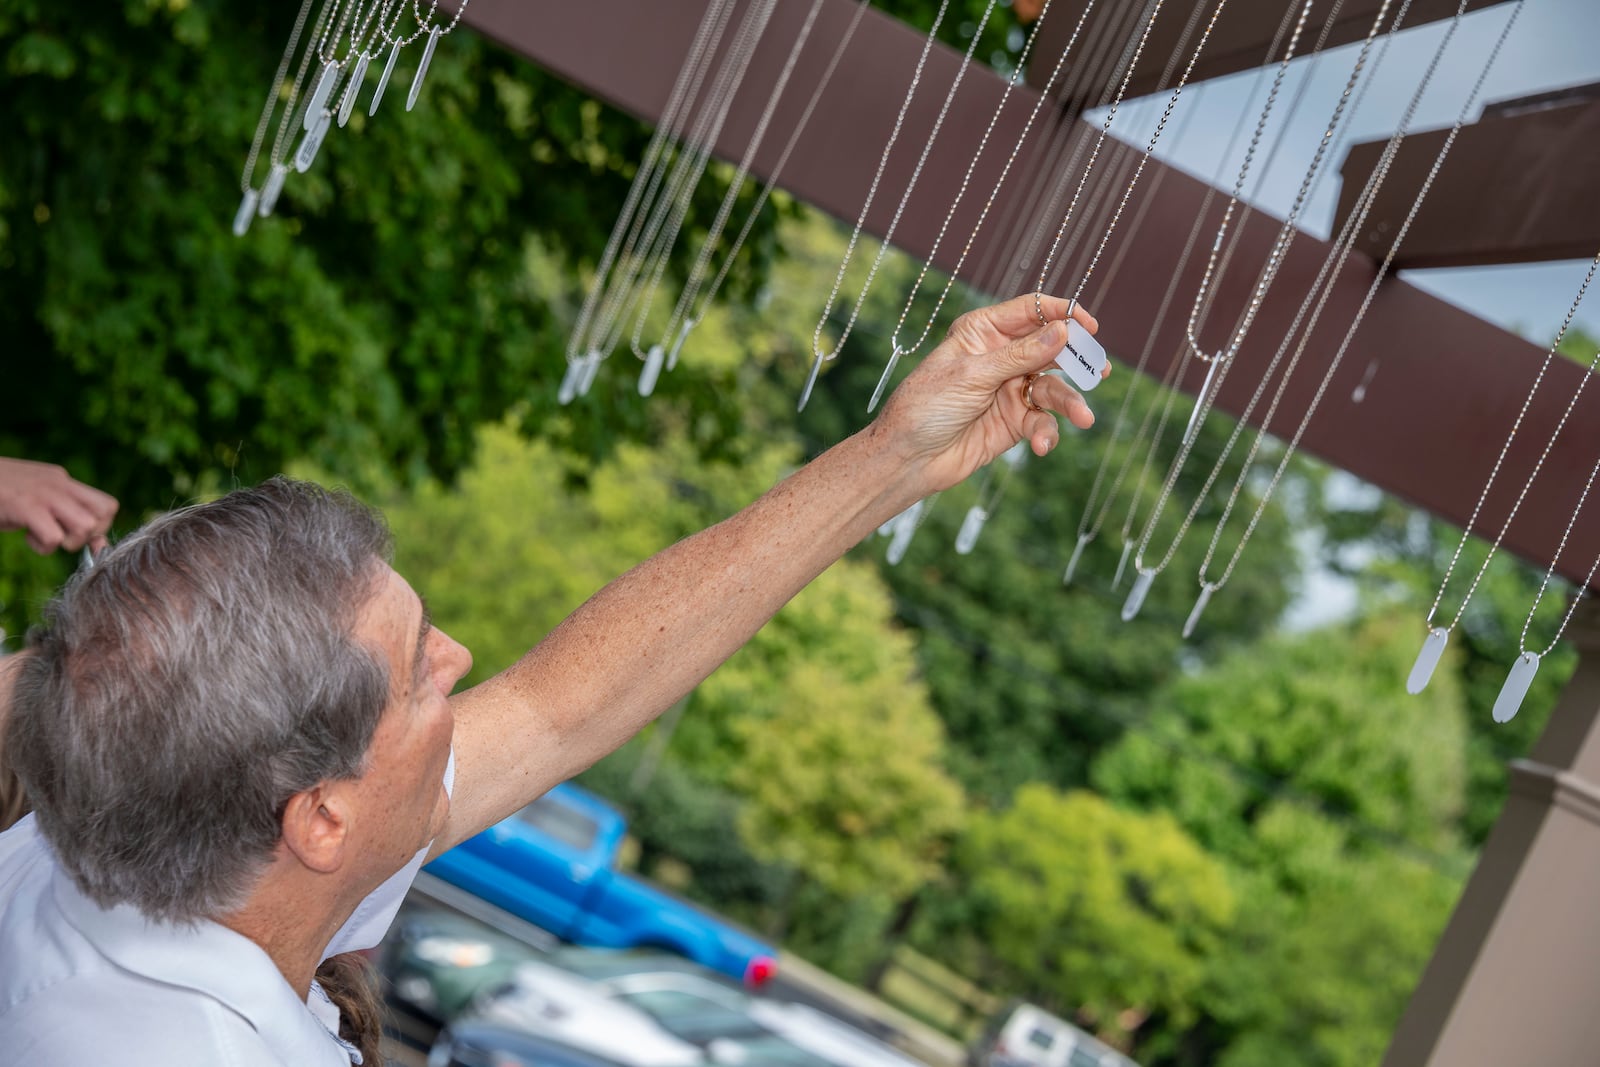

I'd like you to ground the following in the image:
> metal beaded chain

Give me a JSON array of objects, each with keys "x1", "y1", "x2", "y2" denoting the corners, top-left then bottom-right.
[
  {"x1": 1012, "y1": 0, "x2": 1165, "y2": 299},
  {"x1": 408, "y1": 0, "x2": 470, "y2": 44},
  {"x1": 965, "y1": 0, "x2": 1145, "y2": 300},
  {"x1": 239, "y1": 0, "x2": 320, "y2": 194},
  {"x1": 1433, "y1": 251, "x2": 1599, "y2": 631},
  {"x1": 622, "y1": 0, "x2": 783, "y2": 359},
  {"x1": 617, "y1": 0, "x2": 781, "y2": 360},
  {"x1": 593, "y1": 0, "x2": 767, "y2": 358},
  {"x1": 674, "y1": 0, "x2": 873, "y2": 349},
  {"x1": 1519, "y1": 377, "x2": 1600, "y2": 657},
  {"x1": 1208, "y1": 0, "x2": 1526, "y2": 612},
  {"x1": 265, "y1": 0, "x2": 340, "y2": 176},
  {"x1": 1194, "y1": 0, "x2": 1468, "y2": 598},
  {"x1": 1130, "y1": 0, "x2": 1394, "y2": 578},
  {"x1": 660, "y1": 0, "x2": 837, "y2": 351},
  {"x1": 883, "y1": 0, "x2": 1083, "y2": 361},
  {"x1": 806, "y1": 0, "x2": 954, "y2": 373},
  {"x1": 1055, "y1": 0, "x2": 1228, "y2": 327},
  {"x1": 1028, "y1": 0, "x2": 1182, "y2": 328},
  {"x1": 1166, "y1": 0, "x2": 1424, "y2": 582},
  {"x1": 566, "y1": 0, "x2": 741, "y2": 363},
  {"x1": 1180, "y1": 0, "x2": 1316, "y2": 361},
  {"x1": 804, "y1": 0, "x2": 1000, "y2": 405}
]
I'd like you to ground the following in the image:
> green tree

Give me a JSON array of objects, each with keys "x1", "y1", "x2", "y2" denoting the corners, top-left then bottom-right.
[
  {"x1": 1089, "y1": 615, "x2": 1473, "y2": 1065},
  {"x1": 941, "y1": 785, "x2": 1236, "y2": 1047},
  {"x1": 0, "y1": 0, "x2": 785, "y2": 634}
]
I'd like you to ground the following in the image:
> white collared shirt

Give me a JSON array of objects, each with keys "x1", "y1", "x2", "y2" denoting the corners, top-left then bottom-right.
[{"x1": 0, "y1": 754, "x2": 454, "y2": 1066}]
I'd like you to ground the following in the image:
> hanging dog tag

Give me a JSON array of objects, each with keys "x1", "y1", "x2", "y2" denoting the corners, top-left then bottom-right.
[
  {"x1": 868, "y1": 347, "x2": 904, "y2": 414},
  {"x1": 797, "y1": 355, "x2": 824, "y2": 412},
  {"x1": 1001, "y1": 439, "x2": 1030, "y2": 469},
  {"x1": 1492, "y1": 652, "x2": 1541, "y2": 723},
  {"x1": 1182, "y1": 358, "x2": 1221, "y2": 447},
  {"x1": 577, "y1": 351, "x2": 602, "y2": 397},
  {"x1": 1062, "y1": 533, "x2": 1091, "y2": 585},
  {"x1": 371, "y1": 39, "x2": 402, "y2": 116},
  {"x1": 257, "y1": 163, "x2": 289, "y2": 217},
  {"x1": 232, "y1": 188, "x2": 259, "y2": 237},
  {"x1": 407, "y1": 26, "x2": 441, "y2": 112},
  {"x1": 1122, "y1": 569, "x2": 1155, "y2": 622},
  {"x1": 886, "y1": 504, "x2": 924, "y2": 565},
  {"x1": 1052, "y1": 320, "x2": 1107, "y2": 392},
  {"x1": 293, "y1": 111, "x2": 332, "y2": 173},
  {"x1": 666, "y1": 320, "x2": 694, "y2": 370},
  {"x1": 638, "y1": 344, "x2": 665, "y2": 397},
  {"x1": 1182, "y1": 583, "x2": 1216, "y2": 639},
  {"x1": 338, "y1": 52, "x2": 370, "y2": 127},
  {"x1": 305, "y1": 62, "x2": 340, "y2": 130},
  {"x1": 879, "y1": 498, "x2": 924, "y2": 540},
  {"x1": 955, "y1": 506, "x2": 988, "y2": 555},
  {"x1": 1406, "y1": 627, "x2": 1450, "y2": 695},
  {"x1": 1112, "y1": 542, "x2": 1133, "y2": 589},
  {"x1": 557, "y1": 358, "x2": 583, "y2": 406}
]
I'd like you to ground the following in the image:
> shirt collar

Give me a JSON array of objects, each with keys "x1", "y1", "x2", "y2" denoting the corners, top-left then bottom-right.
[{"x1": 51, "y1": 866, "x2": 349, "y2": 1066}]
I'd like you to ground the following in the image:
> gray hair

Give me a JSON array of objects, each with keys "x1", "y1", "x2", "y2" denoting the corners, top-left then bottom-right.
[{"x1": 7, "y1": 477, "x2": 395, "y2": 924}]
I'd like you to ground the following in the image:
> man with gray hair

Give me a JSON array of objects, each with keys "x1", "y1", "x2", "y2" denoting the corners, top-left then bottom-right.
[{"x1": 0, "y1": 295, "x2": 1101, "y2": 1065}]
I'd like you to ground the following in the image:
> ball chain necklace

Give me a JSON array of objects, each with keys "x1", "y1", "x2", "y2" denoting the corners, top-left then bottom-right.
[
  {"x1": 561, "y1": 0, "x2": 743, "y2": 402},
  {"x1": 654, "y1": 0, "x2": 874, "y2": 391},
  {"x1": 1120, "y1": 0, "x2": 1399, "y2": 622},
  {"x1": 1409, "y1": 252, "x2": 1597, "y2": 698},
  {"x1": 1180, "y1": 0, "x2": 1504, "y2": 640}
]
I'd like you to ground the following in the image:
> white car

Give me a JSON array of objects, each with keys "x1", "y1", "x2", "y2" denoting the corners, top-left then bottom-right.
[{"x1": 468, "y1": 959, "x2": 706, "y2": 1067}]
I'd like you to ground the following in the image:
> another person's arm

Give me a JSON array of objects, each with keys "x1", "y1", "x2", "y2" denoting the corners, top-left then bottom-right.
[
  {"x1": 0, "y1": 459, "x2": 118, "y2": 555},
  {"x1": 434, "y1": 294, "x2": 1102, "y2": 854}
]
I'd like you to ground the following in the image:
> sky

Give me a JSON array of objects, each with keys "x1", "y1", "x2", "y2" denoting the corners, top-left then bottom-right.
[{"x1": 1102, "y1": 0, "x2": 1600, "y2": 345}]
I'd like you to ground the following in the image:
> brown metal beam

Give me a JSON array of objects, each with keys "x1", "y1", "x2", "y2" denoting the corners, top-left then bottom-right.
[
  {"x1": 458, "y1": 0, "x2": 1600, "y2": 590},
  {"x1": 1334, "y1": 88, "x2": 1600, "y2": 268},
  {"x1": 1022, "y1": 0, "x2": 1511, "y2": 109}
]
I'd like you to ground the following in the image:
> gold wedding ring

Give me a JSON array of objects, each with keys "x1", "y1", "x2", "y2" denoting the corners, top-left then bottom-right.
[{"x1": 1024, "y1": 372, "x2": 1045, "y2": 413}]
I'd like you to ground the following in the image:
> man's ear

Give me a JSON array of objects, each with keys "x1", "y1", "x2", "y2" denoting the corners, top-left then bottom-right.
[{"x1": 280, "y1": 784, "x2": 350, "y2": 874}]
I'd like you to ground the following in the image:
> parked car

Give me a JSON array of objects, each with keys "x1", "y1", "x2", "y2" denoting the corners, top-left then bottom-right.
[
  {"x1": 970, "y1": 1002, "x2": 1140, "y2": 1067},
  {"x1": 427, "y1": 1019, "x2": 634, "y2": 1067},
  {"x1": 425, "y1": 782, "x2": 778, "y2": 987},
  {"x1": 381, "y1": 900, "x2": 547, "y2": 1022},
  {"x1": 487, "y1": 947, "x2": 925, "y2": 1067},
  {"x1": 467, "y1": 957, "x2": 706, "y2": 1067},
  {"x1": 468, "y1": 958, "x2": 834, "y2": 1067}
]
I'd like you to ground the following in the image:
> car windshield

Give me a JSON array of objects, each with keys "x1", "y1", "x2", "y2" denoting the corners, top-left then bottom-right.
[{"x1": 516, "y1": 794, "x2": 602, "y2": 851}]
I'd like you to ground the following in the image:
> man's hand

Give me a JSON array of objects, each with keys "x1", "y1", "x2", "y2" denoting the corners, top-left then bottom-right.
[
  {"x1": 0, "y1": 459, "x2": 119, "y2": 555},
  {"x1": 873, "y1": 292, "x2": 1105, "y2": 495}
]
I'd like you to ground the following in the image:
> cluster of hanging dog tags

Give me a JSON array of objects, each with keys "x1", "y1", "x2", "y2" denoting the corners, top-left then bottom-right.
[{"x1": 232, "y1": 0, "x2": 467, "y2": 238}]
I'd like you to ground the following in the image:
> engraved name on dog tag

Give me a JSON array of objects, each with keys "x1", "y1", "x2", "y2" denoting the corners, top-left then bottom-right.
[{"x1": 1053, "y1": 320, "x2": 1107, "y2": 392}]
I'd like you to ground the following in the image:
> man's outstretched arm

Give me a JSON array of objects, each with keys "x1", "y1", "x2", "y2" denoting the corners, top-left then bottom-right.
[{"x1": 434, "y1": 294, "x2": 1102, "y2": 854}]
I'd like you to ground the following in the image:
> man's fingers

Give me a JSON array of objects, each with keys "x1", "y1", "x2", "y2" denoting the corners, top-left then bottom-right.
[
  {"x1": 23, "y1": 509, "x2": 65, "y2": 555},
  {"x1": 1026, "y1": 372, "x2": 1095, "y2": 433},
  {"x1": 983, "y1": 292, "x2": 1099, "y2": 337},
  {"x1": 48, "y1": 498, "x2": 102, "y2": 553}
]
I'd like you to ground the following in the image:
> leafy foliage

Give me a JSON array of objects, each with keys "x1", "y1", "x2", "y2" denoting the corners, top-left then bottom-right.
[{"x1": 947, "y1": 785, "x2": 1236, "y2": 1044}]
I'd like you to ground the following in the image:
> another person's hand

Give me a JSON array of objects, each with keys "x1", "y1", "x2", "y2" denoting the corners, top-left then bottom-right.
[
  {"x1": 873, "y1": 292, "x2": 1105, "y2": 494},
  {"x1": 0, "y1": 459, "x2": 119, "y2": 555}
]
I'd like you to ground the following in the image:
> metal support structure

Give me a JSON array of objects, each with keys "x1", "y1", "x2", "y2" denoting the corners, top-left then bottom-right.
[
  {"x1": 1383, "y1": 597, "x2": 1600, "y2": 1065},
  {"x1": 457, "y1": 0, "x2": 1599, "y2": 590}
]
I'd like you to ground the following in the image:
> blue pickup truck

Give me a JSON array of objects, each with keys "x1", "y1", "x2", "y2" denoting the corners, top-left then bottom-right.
[{"x1": 425, "y1": 782, "x2": 778, "y2": 987}]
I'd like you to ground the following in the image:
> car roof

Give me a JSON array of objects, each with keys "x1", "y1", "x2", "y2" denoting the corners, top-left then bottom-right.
[{"x1": 443, "y1": 1020, "x2": 633, "y2": 1067}]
